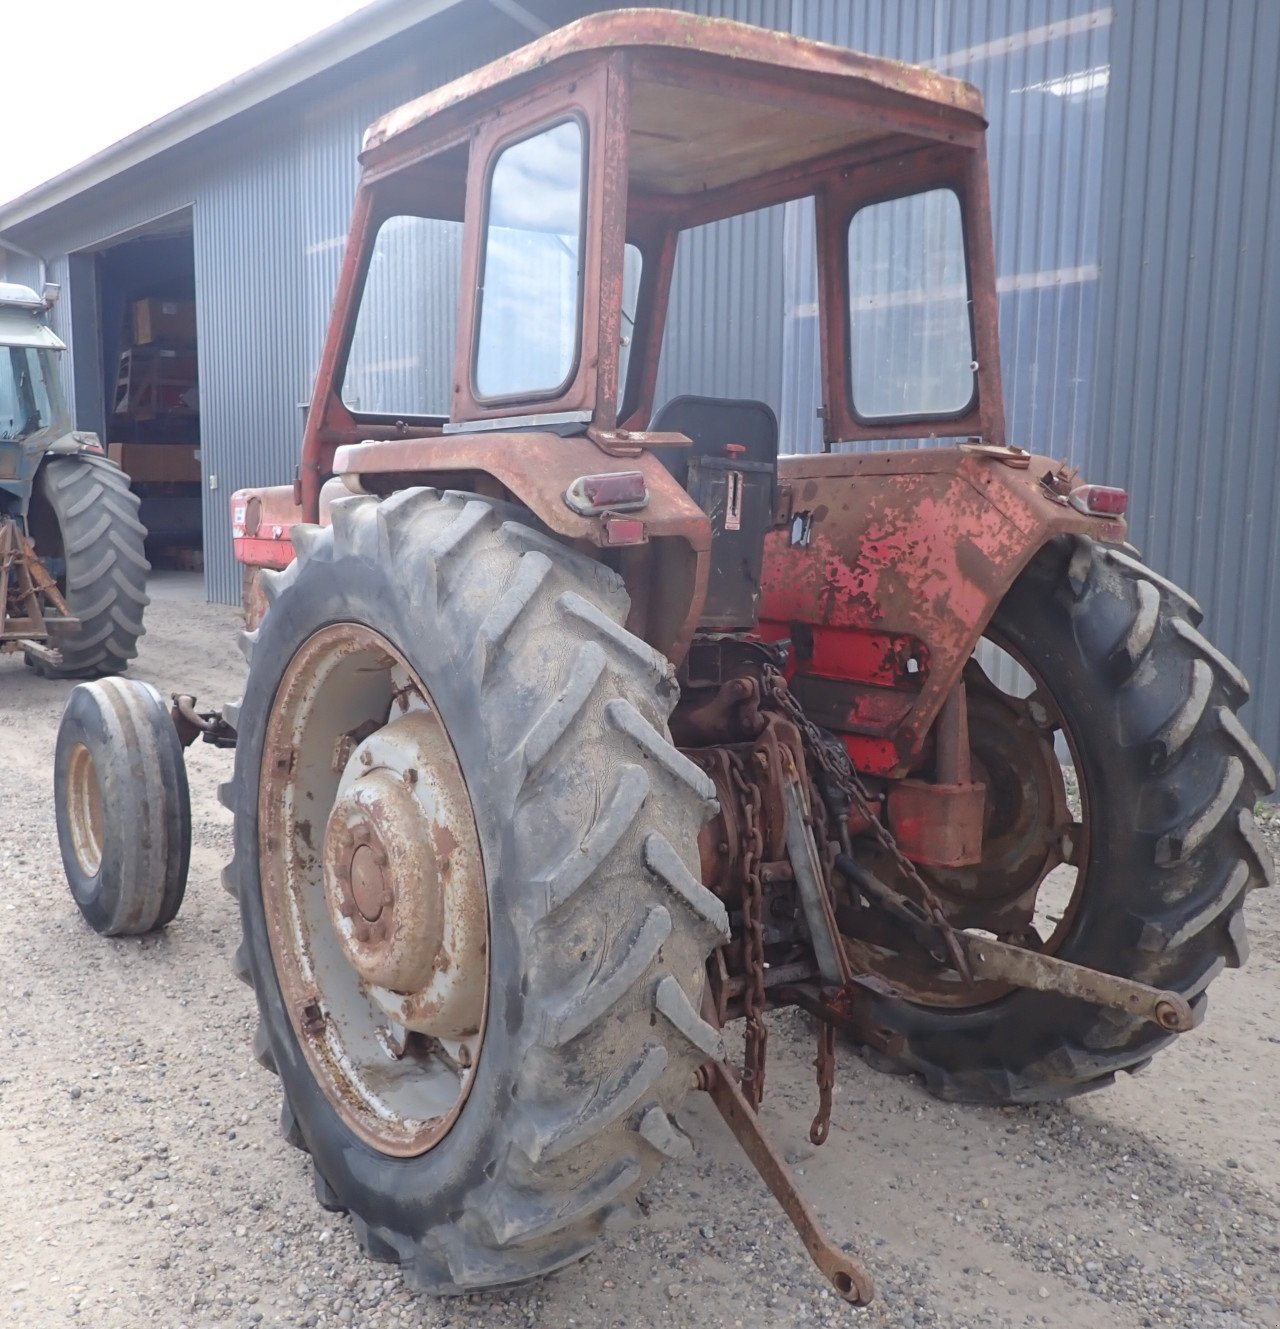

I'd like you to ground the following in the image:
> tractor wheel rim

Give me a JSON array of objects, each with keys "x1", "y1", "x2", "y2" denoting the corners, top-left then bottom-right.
[
  {"x1": 842, "y1": 630, "x2": 1089, "y2": 1008},
  {"x1": 259, "y1": 623, "x2": 489, "y2": 1157},
  {"x1": 66, "y1": 741, "x2": 105, "y2": 877}
]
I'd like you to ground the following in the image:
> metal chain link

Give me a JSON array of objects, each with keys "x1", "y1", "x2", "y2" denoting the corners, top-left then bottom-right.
[
  {"x1": 760, "y1": 664, "x2": 972, "y2": 981},
  {"x1": 810, "y1": 1019, "x2": 836, "y2": 1145},
  {"x1": 728, "y1": 751, "x2": 769, "y2": 1111}
]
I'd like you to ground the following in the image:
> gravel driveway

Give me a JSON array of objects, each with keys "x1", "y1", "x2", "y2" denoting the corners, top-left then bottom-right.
[{"x1": 2, "y1": 579, "x2": 1277, "y2": 1328}]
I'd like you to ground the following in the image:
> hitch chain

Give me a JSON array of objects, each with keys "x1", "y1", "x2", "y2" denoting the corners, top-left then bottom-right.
[
  {"x1": 728, "y1": 753, "x2": 769, "y2": 1110},
  {"x1": 810, "y1": 1019, "x2": 836, "y2": 1145},
  {"x1": 760, "y1": 665, "x2": 972, "y2": 983}
]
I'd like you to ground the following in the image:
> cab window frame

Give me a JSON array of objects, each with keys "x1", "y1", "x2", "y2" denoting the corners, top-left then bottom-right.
[{"x1": 469, "y1": 112, "x2": 591, "y2": 408}]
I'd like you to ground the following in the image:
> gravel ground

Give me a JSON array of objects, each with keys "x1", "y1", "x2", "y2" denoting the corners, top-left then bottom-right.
[{"x1": 1, "y1": 578, "x2": 1277, "y2": 1328}]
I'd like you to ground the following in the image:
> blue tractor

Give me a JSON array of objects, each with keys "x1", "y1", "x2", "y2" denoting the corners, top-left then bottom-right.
[{"x1": 1, "y1": 280, "x2": 147, "y2": 675}]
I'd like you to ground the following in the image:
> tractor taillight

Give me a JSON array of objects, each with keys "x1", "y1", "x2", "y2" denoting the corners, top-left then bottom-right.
[
  {"x1": 564, "y1": 471, "x2": 649, "y2": 516},
  {"x1": 1069, "y1": 484, "x2": 1128, "y2": 518},
  {"x1": 599, "y1": 516, "x2": 648, "y2": 546}
]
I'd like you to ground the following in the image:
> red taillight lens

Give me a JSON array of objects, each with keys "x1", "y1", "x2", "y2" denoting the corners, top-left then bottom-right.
[
  {"x1": 600, "y1": 516, "x2": 648, "y2": 546},
  {"x1": 1068, "y1": 484, "x2": 1128, "y2": 517},
  {"x1": 564, "y1": 471, "x2": 649, "y2": 515}
]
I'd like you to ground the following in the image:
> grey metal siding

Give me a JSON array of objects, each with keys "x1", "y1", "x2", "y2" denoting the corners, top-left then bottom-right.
[
  {"x1": 5, "y1": 0, "x2": 1278, "y2": 773},
  {"x1": 789, "y1": 1, "x2": 1112, "y2": 459},
  {"x1": 1091, "y1": 0, "x2": 1280, "y2": 764},
  {"x1": 3, "y1": 11, "x2": 558, "y2": 603},
  {"x1": 5, "y1": 0, "x2": 1111, "y2": 596}
]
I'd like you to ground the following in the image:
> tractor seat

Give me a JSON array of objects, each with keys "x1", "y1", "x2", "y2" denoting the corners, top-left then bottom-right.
[{"x1": 650, "y1": 394, "x2": 779, "y2": 486}]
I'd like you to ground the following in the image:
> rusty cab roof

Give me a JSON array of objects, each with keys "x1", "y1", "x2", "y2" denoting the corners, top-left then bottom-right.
[{"x1": 360, "y1": 8, "x2": 987, "y2": 208}]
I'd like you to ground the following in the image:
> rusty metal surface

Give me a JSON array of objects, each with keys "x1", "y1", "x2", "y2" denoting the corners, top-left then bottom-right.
[
  {"x1": 760, "y1": 447, "x2": 1127, "y2": 777},
  {"x1": 919, "y1": 655, "x2": 1079, "y2": 936},
  {"x1": 781, "y1": 771, "x2": 849, "y2": 986},
  {"x1": 258, "y1": 622, "x2": 488, "y2": 1158},
  {"x1": 885, "y1": 780, "x2": 987, "y2": 868},
  {"x1": 325, "y1": 711, "x2": 487, "y2": 1038},
  {"x1": 333, "y1": 432, "x2": 710, "y2": 661},
  {"x1": 230, "y1": 484, "x2": 303, "y2": 574},
  {"x1": 361, "y1": 10, "x2": 984, "y2": 160},
  {"x1": 957, "y1": 933, "x2": 1194, "y2": 1033},
  {"x1": 0, "y1": 515, "x2": 75, "y2": 649},
  {"x1": 699, "y1": 1058, "x2": 874, "y2": 1306}
]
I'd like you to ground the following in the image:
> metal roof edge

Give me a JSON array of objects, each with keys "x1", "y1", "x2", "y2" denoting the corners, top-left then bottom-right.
[{"x1": 0, "y1": 0, "x2": 471, "y2": 237}]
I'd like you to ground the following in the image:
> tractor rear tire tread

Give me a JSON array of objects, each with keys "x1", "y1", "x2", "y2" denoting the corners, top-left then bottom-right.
[
  {"x1": 857, "y1": 534, "x2": 1274, "y2": 1104},
  {"x1": 34, "y1": 455, "x2": 150, "y2": 677},
  {"x1": 228, "y1": 488, "x2": 715, "y2": 1293}
]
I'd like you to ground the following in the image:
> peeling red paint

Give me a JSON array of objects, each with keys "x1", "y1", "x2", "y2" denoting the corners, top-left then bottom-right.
[{"x1": 760, "y1": 447, "x2": 1125, "y2": 776}]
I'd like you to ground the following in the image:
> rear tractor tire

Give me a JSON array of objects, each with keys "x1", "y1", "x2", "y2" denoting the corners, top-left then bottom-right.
[
  {"x1": 223, "y1": 488, "x2": 728, "y2": 1292},
  {"x1": 851, "y1": 535, "x2": 1275, "y2": 1104},
  {"x1": 29, "y1": 454, "x2": 150, "y2": 677},
  {"x1": 54, "y1": 678, "x2": 191, "y2": 935}
]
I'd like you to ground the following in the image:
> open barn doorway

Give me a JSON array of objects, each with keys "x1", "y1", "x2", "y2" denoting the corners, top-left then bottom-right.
[{"x1": 75, "y1": 208, "x2": 203, "y2": 575}]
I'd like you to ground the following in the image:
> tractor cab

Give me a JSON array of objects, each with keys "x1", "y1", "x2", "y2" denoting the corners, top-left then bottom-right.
[
  {"x1": 309, "y1": 12, "x2": 1000, "y2": 453},
  {"x1": 0, "y1": 282, "x2": 72, "y2": 509},
  {"x1": 276, "y1": 12, "x2": 1008, "y2": 664}
]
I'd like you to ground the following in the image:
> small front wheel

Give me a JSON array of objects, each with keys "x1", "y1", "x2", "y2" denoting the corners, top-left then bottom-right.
[{"x1": 55, "y1": 678, "x2": 191, "y2": 935}]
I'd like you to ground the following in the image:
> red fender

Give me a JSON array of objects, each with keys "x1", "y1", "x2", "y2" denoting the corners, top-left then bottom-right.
[{"x1": 759, "y1": 447, "x2": 1127, "y2": 778}]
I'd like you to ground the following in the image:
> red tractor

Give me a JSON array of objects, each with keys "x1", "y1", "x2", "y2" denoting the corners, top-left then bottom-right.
[{"x1": 56, "y1": 11, "x2": 1273, "y2": 1306}]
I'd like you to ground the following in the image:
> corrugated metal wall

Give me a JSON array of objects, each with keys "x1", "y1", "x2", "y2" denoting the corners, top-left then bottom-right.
[
  {"x1": 3, "y1": 9, "x2": 553, "y2": 603},
  {"x1": 1091, "y1": 0, "x2": 1280, "y2": 764},
  {"x1": 0, "y1": 0, "x2": 1113, "y2": 599},
  {"x1": 6, "y1": 1, "x2": 1278, "y2": 767},
  {"x1": 659, "y1": 0, "x2": 1114, "y2": 458}
]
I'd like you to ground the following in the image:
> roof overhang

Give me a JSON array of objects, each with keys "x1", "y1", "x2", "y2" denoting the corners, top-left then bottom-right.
[
  {"x1": 363, "y1": 9, "x2": 985, "y2": 157},
  {"x1": 0, "y1": 0, "x2": 476, "y2": 237}
]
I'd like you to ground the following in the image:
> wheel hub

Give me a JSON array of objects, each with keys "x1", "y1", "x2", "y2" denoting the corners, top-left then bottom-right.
[
  {"x1": 259, "y1": 623, "x2": 490, "y2": 1157},
  {"x1": 325, "y1": 711, "x2": 487, "y2": 1038},
  {"x1": 326, "y1": 767, "x2": 442, "y2": 991}
]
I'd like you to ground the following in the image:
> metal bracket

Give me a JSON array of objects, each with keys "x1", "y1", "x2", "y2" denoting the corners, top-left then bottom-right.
[
  {"x1": 699, "y1": 1059, "x2": 873, "y2": 1306},
  {"x1": 957, "y1": 932, "x2": 1195, "y2": 1032},
  {"x1": 782, "y1": 769, "x2": 850, "y2": 986}
]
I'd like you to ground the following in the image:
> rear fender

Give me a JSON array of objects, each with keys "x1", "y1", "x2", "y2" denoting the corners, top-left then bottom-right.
[
  {"x1": 232, "y1": 432, "x2": 712, "y2": 656},
  {"x1": 760, "y1": 447, "x2": 1127, "y2": 778}
]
